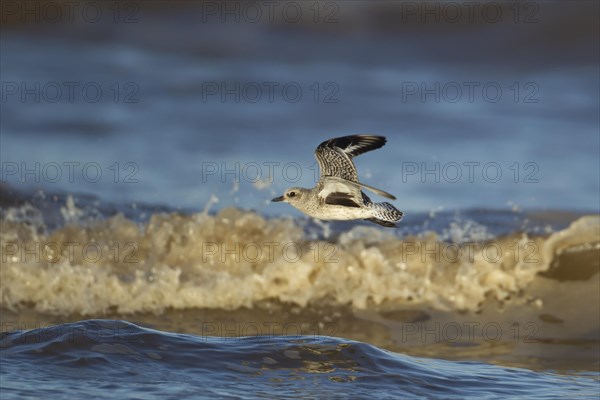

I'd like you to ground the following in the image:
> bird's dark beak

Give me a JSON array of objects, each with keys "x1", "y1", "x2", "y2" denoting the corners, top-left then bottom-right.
[{"x1": 271, "y1": 196, "x2": 285, "y2": 202}]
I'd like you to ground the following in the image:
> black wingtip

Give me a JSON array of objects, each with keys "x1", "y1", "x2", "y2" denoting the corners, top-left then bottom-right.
[
  {"x1": 364, "y1": 218, "x2": 397, "y2": 228},
  {"x1": 319, "y1": 135, "x2": 387, "y2": 157}
]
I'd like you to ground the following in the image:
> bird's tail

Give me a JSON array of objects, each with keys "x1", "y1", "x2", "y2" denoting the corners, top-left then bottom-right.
[{"x1": 365, "y1": 202, "x2": 404, "y2": 227}]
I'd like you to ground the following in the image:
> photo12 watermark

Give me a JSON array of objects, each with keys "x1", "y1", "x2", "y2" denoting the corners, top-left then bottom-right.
[
  {"x1": 202, "y1": 241, "x2": 339, "y2": 264},
  {"x1": 198, "y1": 1, "x2": 340, "y2": 24},
  {"x1": 1, "y1": 81, "x2": 140, "y2": 104},
  {"x1": 1, "y1": 321, "x2": 142, "y2": 346},
  {"x1": 1, "y1": 240, "x2": 139, "y2": 264},
  {"x1": 398, "y1": 321, "x2": 539, "y2": 344},
  {"x1": 398, "y1": 81, "x2": 540, "y2": 104},
  {"x1": 1, "y1": 161, "x2": 140, "y2": 184},
  {"x1": 200, "y1": 81, "x2": 339, "y2": 104},
  {"x1": 397, "y1": 239, "x2": 540, "y2": 265},
  {"x1": 199, "y1": 321, "x2": 338, "y2": 341},
  {"x1": 201, "y1": 161, "x2": 303, "y2": 185},
  {"x1": 401, "y1": 161, "x2": 540, "y2": 184},
  {"x1": 1, "y1": 1, "x2": 140, "y2": 25},
  {"x1": 397, "y1": 2, "x2": 540, "y2": 24}
]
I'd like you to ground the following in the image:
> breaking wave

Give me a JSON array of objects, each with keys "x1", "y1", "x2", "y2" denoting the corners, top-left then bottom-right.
[{"x1": 1, "y1": 197, "x2": 598, "y2": 315}]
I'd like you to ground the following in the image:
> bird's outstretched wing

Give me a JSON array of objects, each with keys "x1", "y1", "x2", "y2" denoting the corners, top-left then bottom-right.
[{"x1": 314, "y1": 135, "x2": 386, "y2": 182}]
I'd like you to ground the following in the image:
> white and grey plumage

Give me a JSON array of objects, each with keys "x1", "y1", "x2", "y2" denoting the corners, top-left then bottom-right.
[{"x1": 272, "y1": 135, "x2": 404, "y2": 227}]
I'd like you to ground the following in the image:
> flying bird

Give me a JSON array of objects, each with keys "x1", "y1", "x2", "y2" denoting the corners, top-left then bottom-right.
[{"x1": 272, "y1": 135, "x2": 403, "y2": 227}]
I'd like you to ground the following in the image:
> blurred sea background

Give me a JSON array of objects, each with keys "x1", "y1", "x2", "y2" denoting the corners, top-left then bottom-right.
[{"x1": 1, "y1": 1, "x2": 599, "y2": 398}]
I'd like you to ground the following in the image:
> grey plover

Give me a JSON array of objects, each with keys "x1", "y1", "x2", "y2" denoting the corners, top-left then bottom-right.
[{"x1": 272, "y1": 135, "x2": 404, "y2": 227}]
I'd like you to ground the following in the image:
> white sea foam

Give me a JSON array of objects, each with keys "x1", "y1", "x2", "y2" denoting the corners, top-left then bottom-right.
[{"x1": 1, "y1": 200, "x2": 598, "y2": 316}]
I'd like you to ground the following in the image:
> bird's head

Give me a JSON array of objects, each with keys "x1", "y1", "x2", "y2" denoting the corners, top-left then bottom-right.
[{"x1": 271, "y1": 187, "x2": 306, "y2": 206}]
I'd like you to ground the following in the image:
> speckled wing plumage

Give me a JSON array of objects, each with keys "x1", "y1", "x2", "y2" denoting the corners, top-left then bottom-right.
[
  {"x1": 314, "y1": 135, "x2": 386, "y2": 182},
  {"x1": 366, "y1": 202, "x2": 404, "y2": 227}
]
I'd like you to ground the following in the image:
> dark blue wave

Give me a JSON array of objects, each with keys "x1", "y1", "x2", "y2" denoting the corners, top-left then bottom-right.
[{"x1": 1, "y1": 320, "x2": 598, "y2": 399}]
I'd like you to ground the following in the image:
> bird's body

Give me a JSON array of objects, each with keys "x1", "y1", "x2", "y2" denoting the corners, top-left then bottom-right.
[{"x1": 272, "y1": 135, "x2": 404, "y2": 227}]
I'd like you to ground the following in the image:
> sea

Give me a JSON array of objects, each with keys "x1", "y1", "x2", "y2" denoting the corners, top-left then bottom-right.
[{"x1": 1, "y1": 1, "x2": 599, "y2": 398}]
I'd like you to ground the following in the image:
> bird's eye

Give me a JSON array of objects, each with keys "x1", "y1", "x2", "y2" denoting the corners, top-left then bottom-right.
[{"x1": 288, "y1": 191, "x2": 296, "y2": 197}]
